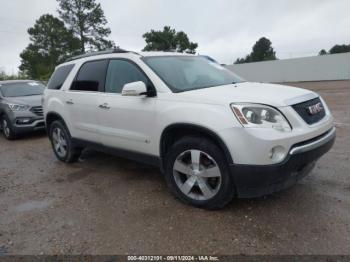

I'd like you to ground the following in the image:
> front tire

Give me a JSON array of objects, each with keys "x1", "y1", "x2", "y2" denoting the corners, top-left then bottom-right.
[
  {"x1": 1, "y1": 116, "x2": 16, "y2": 140},
  {"x1": 49, "y1": 120, "x2": 81, "y2": 163},
  {"x1": 164, "y1": 136, "x2": 235, "y2": 209}
]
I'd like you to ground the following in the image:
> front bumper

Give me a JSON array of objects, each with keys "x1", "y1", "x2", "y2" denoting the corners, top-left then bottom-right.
[
  {"x1": 230, "y1": 127, "x2": 336, "y2": 198},
  {"x1": 12, "y1": 118, "x2": 45, "y2": 134}
]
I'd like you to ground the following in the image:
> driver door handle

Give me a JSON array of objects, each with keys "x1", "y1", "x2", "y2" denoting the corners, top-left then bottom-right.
[
  {"x1": 99, "y1": 103, "x2": 110, "y2": 110},
  {"x1": 66, "y1": 99, "x2": 74, "y2": 105}
]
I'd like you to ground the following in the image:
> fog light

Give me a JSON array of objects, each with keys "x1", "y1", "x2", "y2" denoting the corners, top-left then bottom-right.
[
  {"x1": 16, "y1": 118, "x2": 32, "y2": 125},
  {"x1": 269, "y1": 146, "x2": 286, "y2": 163}
]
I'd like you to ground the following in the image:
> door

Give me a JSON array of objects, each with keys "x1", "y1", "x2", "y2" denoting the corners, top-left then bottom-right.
[
  {"x1": 65, "y1": 59, "x2": 108, "y2": 143},
  {"x1": 97, "y1": 59, "x2": 157, "y2": 155}
]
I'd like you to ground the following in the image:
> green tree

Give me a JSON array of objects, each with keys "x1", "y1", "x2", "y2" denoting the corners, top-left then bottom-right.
[
  {"x1": 318, "y1": 49, "x2": 328, "y2": 55},
  {"x1": 235, "y1": 55, "x2": 252, "y2": 64},
  {"x1": 0, "y1": 69, "x2": 6, "y2": 80},
  {"x1": 142, "y1": 26, "x2": 198, "y2": 54},
  {"x1": 329, "y1": 44, "x2": 350, "y2": 54},
  {"x1": 235, "y1": 37, "x2": 277, "y2": 64},
  {"x1": 19, "y1": 14, "x2": 80, "y2": 80},
  {"x1": 57, "y1": 0, "x2": 114, "y2": 53}
]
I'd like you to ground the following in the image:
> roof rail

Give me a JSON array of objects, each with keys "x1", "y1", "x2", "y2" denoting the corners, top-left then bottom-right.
[{"x1": 65, "y1": 47, "x2": 141, "y2": 62}]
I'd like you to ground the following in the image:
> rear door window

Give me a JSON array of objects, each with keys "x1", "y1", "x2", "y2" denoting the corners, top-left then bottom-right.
[
  {"x1": 47, "y1": 64, "x2": 75, "y2": 90},
  {"x1": 71, "y1": 60, "x2": 108, "y2": 92}
]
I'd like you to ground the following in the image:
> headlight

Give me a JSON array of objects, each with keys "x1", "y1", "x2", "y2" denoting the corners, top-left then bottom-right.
[
  {"x1": 231, "y1": 103, "x2": 291, "y2": 132},
  {"x1": 8, "y1": 103, "x2": 31, "y2": 111}
]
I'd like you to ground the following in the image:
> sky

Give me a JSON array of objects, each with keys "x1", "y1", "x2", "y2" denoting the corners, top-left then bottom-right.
[{"x1": 0, "y1": 0, "x2": 349, "y2": 74}]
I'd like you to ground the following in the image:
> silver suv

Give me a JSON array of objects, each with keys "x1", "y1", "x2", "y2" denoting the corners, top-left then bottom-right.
[{"x1": 0, "y1": 80, "x2": 45, "y2": 139}]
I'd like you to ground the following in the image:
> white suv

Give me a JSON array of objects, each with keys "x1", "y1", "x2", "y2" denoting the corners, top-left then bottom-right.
[{"x1": 43, "y1": 49, "x2": 335, "y2": 209}]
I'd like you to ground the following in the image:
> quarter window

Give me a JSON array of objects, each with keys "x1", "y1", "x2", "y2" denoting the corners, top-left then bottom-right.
[
  {"x1": 105, "y1": 60, "x2": 148, "y2": 93},
  {"x1": 47, "y1": 64, "x2": 74, "y2": 90},
  {"x1": 71, "y1": 60, "x2": 108, "y2": 92}
]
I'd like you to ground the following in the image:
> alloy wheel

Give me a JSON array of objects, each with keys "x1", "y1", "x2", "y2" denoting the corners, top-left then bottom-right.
[
  {"x1": 52, "y1": 127, "x2": 68, "y2": 158},
  {"x1": 173, "y1": 149, "x2": 222, "y2": 201},
  {"x1": 2, "y1": 119, "x2": 10, "y2": 138}
]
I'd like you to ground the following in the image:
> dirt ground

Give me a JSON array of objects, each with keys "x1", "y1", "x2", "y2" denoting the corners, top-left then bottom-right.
[{"x1": 0, "y1": 81, "x2": 349, "y2": 255}]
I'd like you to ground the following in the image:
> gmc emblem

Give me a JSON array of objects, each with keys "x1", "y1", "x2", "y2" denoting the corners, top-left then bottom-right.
[{"x1": 307, "y1": 102, "x2": 324, "y2": 115}]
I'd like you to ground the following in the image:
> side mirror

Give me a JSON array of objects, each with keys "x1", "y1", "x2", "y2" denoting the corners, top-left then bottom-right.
[{"x1": 121, "y1": 81, "x2": 148, "y2": 96}]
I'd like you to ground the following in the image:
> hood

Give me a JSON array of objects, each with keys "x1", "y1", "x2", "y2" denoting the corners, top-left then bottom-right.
[
  {"x1": 4, "y1": 95, "x2": 42, "y2": 107},
  {"x1": 177, "y1": 82, "x2": 318, "y2": 107}
]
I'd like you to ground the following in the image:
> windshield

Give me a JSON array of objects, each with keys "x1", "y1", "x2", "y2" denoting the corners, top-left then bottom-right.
[
  {"x1": 143, "y1": 56, "x2": 244, "y2": 92},
  {"x1": 0, "y1": 82, "x2": 45, "y2": 97}
]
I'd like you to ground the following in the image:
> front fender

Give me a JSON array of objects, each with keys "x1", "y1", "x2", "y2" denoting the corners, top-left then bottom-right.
[{"x1": 153, "y1": 98, "x2": 241, "y2": 160}]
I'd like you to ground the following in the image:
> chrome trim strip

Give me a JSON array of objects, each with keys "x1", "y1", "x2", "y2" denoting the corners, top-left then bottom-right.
[{"x1": 289, "y1": 127, "x2": 336, "y2": 155}]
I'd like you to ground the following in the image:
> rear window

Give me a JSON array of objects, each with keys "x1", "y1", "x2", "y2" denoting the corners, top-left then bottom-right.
[
  {"x1": 0, "y1": 82, "x2": 45, "y2": 97},
  {"x1": 71, "y1": 60, "x2": 108, "y2": 92},
  {"x1": 47, "y1": 64, "x2": 75, "y2": 90}
]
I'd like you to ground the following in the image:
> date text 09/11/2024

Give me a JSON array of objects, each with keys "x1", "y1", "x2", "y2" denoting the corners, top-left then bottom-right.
[{"x1": 127, "y1": 255, "x2": 219, "y2": 261}]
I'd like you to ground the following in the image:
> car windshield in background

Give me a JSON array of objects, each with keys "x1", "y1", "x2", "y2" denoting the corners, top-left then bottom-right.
[
  {"x1": 143, "y1": 56, "x2": 244, "y2": 93},
  {"x1": 0, "y1": 82, "x2": 45, "y2": 97}
]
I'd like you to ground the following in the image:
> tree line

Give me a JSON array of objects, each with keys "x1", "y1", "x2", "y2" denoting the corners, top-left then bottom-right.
[
  {"x1": 319, "y1": 44, "x2": 350, "y2": 56},
  {"x1": 0, "y1": 69, "x2": 27, "y2": 81},
  {"x1": 234, "y1": 38, "x2": 350, "y2": 64},
  {"x1": 16, "y1": 0, "x2": 198, "y2": 81},
  {"x1": 4, "y1": 0, "x2": 349, "y2": 81}
]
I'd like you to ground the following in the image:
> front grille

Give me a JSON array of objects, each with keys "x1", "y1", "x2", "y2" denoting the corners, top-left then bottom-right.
[
  {"x1": 30, "y1": 106, "x2": 43, "y2": 117},
  {"x1": 292, "y1": 97, "x2": 325, "y2": 125}
]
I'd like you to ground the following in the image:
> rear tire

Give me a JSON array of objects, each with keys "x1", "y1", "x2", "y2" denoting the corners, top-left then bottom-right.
[
  {"x1": 1, "y1": 115, "x2": 16, "y2": 140},
  {"x1": 49, "y1": 120, "x2": 81, "y2": 163},
  {"x1": 164, "y1": 136, "x2": 235, "y2": 209}
]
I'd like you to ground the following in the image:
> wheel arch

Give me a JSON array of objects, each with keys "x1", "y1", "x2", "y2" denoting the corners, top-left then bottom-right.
[
  {"x1": 160, "y1": 123, "x2": 234, "y2": 165},
  {"x1": 45, "y1": 111, "x2": 69, "y2": 133},
  {"x1": 0, "y1": 108, "x2": 8, "y2": 119}
]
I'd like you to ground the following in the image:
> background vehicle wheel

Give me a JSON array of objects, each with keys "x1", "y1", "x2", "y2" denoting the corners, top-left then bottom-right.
[
  {"x1": 49, "y1": 120, "x2": 81, "y2": 163},
  {"x1": 1, "y1": 116, "x2": 16, "y2": 140},
  {"x1": 164, "y1": 136, "x2": 235, "y2": 209}
]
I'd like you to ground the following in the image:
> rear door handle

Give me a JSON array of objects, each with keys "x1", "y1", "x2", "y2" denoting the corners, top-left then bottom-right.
[
  {"x1": 99, "y1": 103, "x2": 110, "y2": 110},
  {"x1": 66, "y1": 99, "x2": 74, "y2": 105}
]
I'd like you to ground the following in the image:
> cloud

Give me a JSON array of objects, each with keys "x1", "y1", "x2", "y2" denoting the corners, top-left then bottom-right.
[{"x1": 0, "y1": 0, "x2": 349, "y2": 73}]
